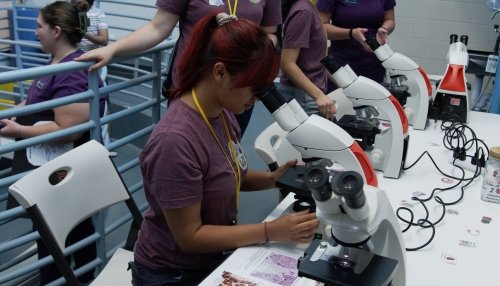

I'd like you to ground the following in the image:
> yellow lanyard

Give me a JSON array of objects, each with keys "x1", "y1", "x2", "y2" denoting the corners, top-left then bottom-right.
[
  {"x1": 191, "y1": 88, "x2": 241, "y2": 222},
  {"x1": 227, "y1": 0, "x2": 238, "y2": 16}
]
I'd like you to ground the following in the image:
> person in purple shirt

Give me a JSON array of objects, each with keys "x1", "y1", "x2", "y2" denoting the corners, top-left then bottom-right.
[
  {"x1": 129, "y1": 12, "x2": 319, "y2": 286},
  {"x1": 0, "y1": 2, "x2": 105, "y2": 284},
  {"x1": 316, "y1": 0, "x2": 396, "y2": 92},
  {"x1": 77, "y1": 0, "x2": 281, "y2": 137},
  {"x1": 279, "y1": 0, "x2": 336, "y2": 119}
]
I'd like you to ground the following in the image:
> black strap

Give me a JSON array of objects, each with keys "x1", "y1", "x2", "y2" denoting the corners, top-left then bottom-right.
[{"x1": 161, "y1": 39, "x2": 180, "y2": 100}]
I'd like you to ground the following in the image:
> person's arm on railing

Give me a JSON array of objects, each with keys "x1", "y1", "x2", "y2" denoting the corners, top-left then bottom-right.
[{"x1": 75, "y1": 8, "x2": 179, "y2": 71}]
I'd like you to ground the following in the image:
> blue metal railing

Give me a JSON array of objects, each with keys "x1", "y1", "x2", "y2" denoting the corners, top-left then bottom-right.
[
  {"x1": 0, "y1": 1, "x2": 176, "y2": 283},
  {"x1": 0, "y1": 42, "x2": 175, "y2": 285}
]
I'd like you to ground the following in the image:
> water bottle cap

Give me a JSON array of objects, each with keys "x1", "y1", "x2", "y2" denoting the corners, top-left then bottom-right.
[{"x1": 490, "y1": 146, "x2": 500, "y2": 159}]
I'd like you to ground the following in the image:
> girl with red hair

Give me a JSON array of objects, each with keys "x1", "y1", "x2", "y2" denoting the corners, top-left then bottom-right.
[{"x1": 130, "y1": 12, "x2": 319, "y2": 286}]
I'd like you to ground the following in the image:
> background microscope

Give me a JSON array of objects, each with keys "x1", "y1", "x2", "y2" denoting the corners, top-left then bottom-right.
[
  {"x1": 365, "y1": 36, "x2": 433, "y2": 130},
  {"x1": 254, "y1": 88, "x2": 406, "y2": 286},
  {"x1": 322, "y1": 56, "x2": 409, "y2": 179},
  {"x1": 254, "y1": 84, "x2": 379, "y2": 187},
  {"x1": 429, "y1": 34, "x2": 471, "y2": 123},
  {"x1": 254, "y1": 84, "x2": 379, "y2": 211}
]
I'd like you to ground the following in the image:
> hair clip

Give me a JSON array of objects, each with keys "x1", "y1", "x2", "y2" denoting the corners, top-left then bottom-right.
[
  {"x1": 216, "y1": 12, "x2": 238, "y2": 27},
  {"x1": 78, "y1": 11, "x2": 90, "y2": 34}
]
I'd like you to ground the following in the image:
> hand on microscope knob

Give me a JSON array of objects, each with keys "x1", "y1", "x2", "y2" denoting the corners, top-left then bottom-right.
[
  {"x1": 267, "y1": 209, "x2": 320, "y2": 244},
  {"x1": 317, "y1": 95, "x2": 337, "y2": 119},
  {"x1": 270, "y1": 159, "x2": 299, "y2": 187}
]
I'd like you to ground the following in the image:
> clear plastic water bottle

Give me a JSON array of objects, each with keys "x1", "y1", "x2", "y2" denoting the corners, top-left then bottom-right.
[{"x1": 481, "y1": 146, "x2": 500, "y2": 203}]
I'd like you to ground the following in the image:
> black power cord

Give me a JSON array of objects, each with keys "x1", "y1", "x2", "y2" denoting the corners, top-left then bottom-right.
[
  {"x1": 441, "y1": 119, "x2": 490, "y2": 169},
  {"x1": 397, "y1": 118, "x2": 488, "y2": 251}
]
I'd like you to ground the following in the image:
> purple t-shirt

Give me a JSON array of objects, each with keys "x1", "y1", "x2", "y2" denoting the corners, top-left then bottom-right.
[
  {"x1": 316, "y1": 0, "x2": 396, "y2": 83},
  {"x1": 156, "y1": 0, "x2": 281, "y2": 85},
  {"x1": 13, "y1": 50, "x2": 106, "y2": 174},
  {"x1": 280, "y1": 0, "x2": 328, "y2": 93},
  {"x1": 25, "y1": 50, "x2": 105, "y2": 109},
  {"x1": 135, "y1": 98, "x2": 248, "y2": 271}
]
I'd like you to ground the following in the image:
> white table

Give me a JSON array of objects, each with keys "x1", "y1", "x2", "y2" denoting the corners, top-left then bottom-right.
[
  {"x1": 377, "y1": 111, "x2": 500, "y2": 286},
  {"x1": 201, "y1": 111, "x2": 500, "y2": 286}
]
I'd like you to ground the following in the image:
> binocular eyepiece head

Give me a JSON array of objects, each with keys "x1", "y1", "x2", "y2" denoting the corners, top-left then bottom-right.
[{"x1": 304, "y1": 159, "x2": 366, "y2": 209}]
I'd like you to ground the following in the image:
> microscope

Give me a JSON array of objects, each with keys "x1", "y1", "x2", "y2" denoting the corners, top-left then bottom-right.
[
  {"x1": 254, "y1": 85, "x2": 378, "y2": 180},
  {"x1": 322, "y1": 56, "x2": 409, "y2": 179},
  {"x1": 365, "y1": 36, "x2": 433, "y2": 130},
  {"x1": 254, "y1": 85, "x2": 378, "y2": 212},
  {"x1": 295, "y1": 159, "x2": 407, "y2": 286},
  {"x1": 255, "y1": 87, "x2": 406, "y2": 285},
  {"x1": 429, "y1": 34, "x2": 470, "y2": 123}
]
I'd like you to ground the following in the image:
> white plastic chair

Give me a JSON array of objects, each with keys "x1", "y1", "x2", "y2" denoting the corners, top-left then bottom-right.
[{"x1": 8, "y1": 140, "x2": 143, "y2": 286}]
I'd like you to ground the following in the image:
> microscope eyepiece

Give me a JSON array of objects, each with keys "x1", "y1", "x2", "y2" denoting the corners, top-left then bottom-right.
[
  {"x1": 365, "y1": 35, "x2": 381, "y2": 51},
  {"x1": 254, "y1": 84, "x2": 275, "y2": 100},
  {"x1": 255, "y1": 84, "x2": 286, "y2": 114},
  {"x1": 304, "y1": 159, "x2": 334, "y2": 202},
  {"x1": 460, "y1": 35, "x2": 469, "y2": 45},
  {"x1": 449, "y1": 34, "x2": 458, "y2": 44},
  {"x1": 304, "y1": 160, "x2": 366, "y2": 208},
  {"x1": 331, "y1": 171, "x2": 366, "y2": 209},
  {"x1": 321, "y1": 55, "x2": 343, "y2": 74}
]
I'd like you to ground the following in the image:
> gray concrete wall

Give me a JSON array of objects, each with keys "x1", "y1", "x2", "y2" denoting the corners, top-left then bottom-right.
[{"x1": 391, "y1": 0, "x2": 499, "y2": 75}]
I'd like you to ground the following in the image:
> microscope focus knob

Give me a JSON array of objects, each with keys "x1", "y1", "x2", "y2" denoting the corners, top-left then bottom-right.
[
  {"x1": 371, "y1": 148, "x2": 384, "y2": 165},
  {"x1": 404, "y1": 107, "x2": 414, "y2": 123}
]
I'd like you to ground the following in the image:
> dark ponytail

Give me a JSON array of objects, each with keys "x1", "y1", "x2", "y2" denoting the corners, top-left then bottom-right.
[
  {"x1": 40, "y1": 1, "x2": 89, "y2": 46},
  {"x1": 72, "y1": 0, "x2": 93, "y2": 12}
]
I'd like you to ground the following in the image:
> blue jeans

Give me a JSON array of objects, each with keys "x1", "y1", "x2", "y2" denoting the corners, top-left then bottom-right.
[
  {"x1": 129, "y1": 260, "x2": 213, "y2": 286},
  {"x1": 277, "y1": 83, "x2": 320, "y2": 117}
]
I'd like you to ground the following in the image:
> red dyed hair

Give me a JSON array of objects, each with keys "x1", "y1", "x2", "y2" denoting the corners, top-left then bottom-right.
[{"x1": 170, "y1": 11, "x2": 280, "y2": 99}]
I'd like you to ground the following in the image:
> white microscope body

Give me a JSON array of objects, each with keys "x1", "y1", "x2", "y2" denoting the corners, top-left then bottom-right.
[
  {"x1": 255, "y1": 85, "x2": 378, "y2": 187},
  {"x1": 299, "y1": 162, "x2": 407, "y2": 286},
  {"x1": 367, "y1": 37, "x2": 433, "y2": 130},
  {"x1": 255, "y1": 87, "x2": 406, "y2": 285},
  {"x1": 430, "y1": 34, "x2": 470, "y2": 123},
  {"x1": 322, "y1": 56, "x2": 410, "y2": 179}
]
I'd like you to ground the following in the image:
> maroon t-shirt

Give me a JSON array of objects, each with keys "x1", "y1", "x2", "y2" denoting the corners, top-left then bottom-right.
[
  {"x1": 280, "y1": 0, "x2": 328, "y2": 93},
  {"x1": 156, "y1": 0, "x2": 281, "y2": 86},
  {"x1": 135, "y1": 98, "x2": 248, "y2": 270}
]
